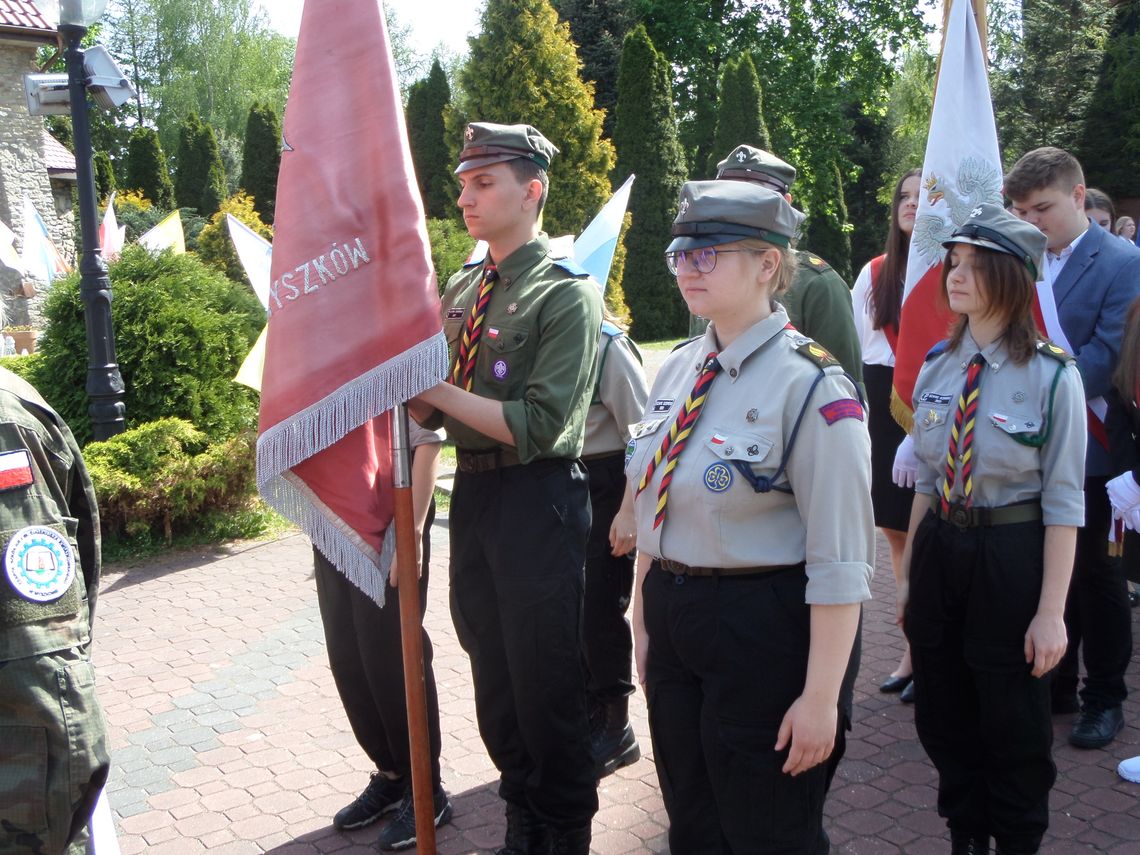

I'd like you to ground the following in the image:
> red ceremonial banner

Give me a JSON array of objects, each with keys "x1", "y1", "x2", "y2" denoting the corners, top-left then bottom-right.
[{"x1": 256, "y1": 0, "x2": 447, "y2": 604}]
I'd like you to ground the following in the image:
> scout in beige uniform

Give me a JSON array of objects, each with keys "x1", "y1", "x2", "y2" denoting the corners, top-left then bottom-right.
[
  {"x1": 625, "y1": 180, "x2": 874, "y2": 854},
  {"x1": 416, "y1": 122, "x2": 601, "y2": 855},
  {"x1": 899, "y1": 204, "x2": 1086, "y2": 855}
]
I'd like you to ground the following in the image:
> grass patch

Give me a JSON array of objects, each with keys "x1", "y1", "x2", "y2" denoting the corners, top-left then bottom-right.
[
  {"x1": 639, "y1": 337, "x2": 686, "y2": 352},
  {"x1": 102, "y1": 498, "x2": 294, "y2": 564},
  {"x1": 439, "y1": 440, "x2": 456, "y2": 471}
]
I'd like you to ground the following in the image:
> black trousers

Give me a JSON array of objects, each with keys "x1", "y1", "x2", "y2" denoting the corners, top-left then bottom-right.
[
  {"x1": 312, "y1": 500, "x2": 442, "y2": 785},
  {"x1": 644, "y1": 563, "x2": 835, "y2": 855},
  {"x1": 1054, "y1": 476, "x2": 1132, "y2": 709},
  {"x1": 449, "y1": 458, "x2": 597, "y2": 829},
  {"x1": 582, "y1": 453, "x2": 635, "y2": 702},
  {"x1": 905, "y1": 512, "x2": 1054, "y2": 854}
]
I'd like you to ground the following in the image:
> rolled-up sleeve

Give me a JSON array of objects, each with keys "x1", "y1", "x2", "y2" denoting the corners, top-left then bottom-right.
[
  {"x1": 785, "y1": 370, "x2": 875, "y2": 604},
  {"x1": 1041, "y1": 362, "x2": 1087, "y2": 526}
]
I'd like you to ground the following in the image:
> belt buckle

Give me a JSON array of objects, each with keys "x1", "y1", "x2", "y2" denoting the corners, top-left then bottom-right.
[{"x1": 949, "y1": 505, "x2": 971, "y2": 528}]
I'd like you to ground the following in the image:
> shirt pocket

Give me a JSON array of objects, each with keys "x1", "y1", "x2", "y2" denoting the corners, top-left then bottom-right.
[
  {"x1": 912, "y1": 403, "x2": 952, "y2": 470},
  {"x1": 443, "y1": 317, "x2": 465, "y2": 365},
  {"x1": 701, "y1": 429, "x2": 778, "y2": 495},
  {"x1": 625, "y1": 417, "x2": 667, "y2": 480},
  {"x1": 982, "y1": 408, "x2": 1042, "y2": 478},
  {"x1": 478, "y1": 323, "x2": 531, "y2": 392}
]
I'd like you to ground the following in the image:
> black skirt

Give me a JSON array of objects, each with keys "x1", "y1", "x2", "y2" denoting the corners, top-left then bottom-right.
[{"x1": 864, "y1": 362, "x2": 914, "y2": 532}]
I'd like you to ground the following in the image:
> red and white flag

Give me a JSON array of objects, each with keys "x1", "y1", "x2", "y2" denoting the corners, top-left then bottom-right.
[
  {"x1": 99, "y1": 192, "x2": 126, "y2": 260},
  {"x1": 893, "y1": 0, "x2": 1003, "y2": 429},
  {"x1": 256, "y1": 0, "x2": 447, "y2": 604}
]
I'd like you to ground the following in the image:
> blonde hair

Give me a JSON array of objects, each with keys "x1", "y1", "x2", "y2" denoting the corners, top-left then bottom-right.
[{"x1": 724, "y1": 237, "x2": 798, "y2": 296}]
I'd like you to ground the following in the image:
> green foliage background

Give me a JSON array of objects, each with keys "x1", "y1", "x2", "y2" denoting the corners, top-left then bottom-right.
[
  {"x1": 240, "y1": 102, "x2": 282, "y2": 224},
  {"x1": 125, "y1": 127, "x2": 175, "y2": 209}
]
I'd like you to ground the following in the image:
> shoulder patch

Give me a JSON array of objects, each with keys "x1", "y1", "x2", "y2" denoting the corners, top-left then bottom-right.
[
  {"x1": 793, "y1": 339, "x2": 840, "y2": 370},
  {"x1": 804, "y1": 252, "x2": 830, "y2": 271},
  {"x1": 819, "y1": 399, "x2": 864, "y2": 425},
  {"x1": 924, "y1": 339, "x2": 950, "y2": 362},
  {"x1": 550, "y1": 257, "x2": 591, "y2": 278},
  {"x1": 1036, "y1": 340, "x2": 1075, "y2": 364},
  {"x1": 671, "y1": 334, "x2": 701, "y2": 353}
]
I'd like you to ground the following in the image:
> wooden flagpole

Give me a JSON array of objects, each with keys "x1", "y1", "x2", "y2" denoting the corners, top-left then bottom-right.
[
  {"x1": 933, "y1": 0, "x2": 989, "y2": 101},
  {"x1": 391, "y1": 404, "x2": 436, "y2": 852}
]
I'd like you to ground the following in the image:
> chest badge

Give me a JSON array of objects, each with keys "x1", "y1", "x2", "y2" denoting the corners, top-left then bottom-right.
[
  {"x1": 922, "y1": 408, "x2": 942, "y2": 427},
  {"x1": 507, "y1": 302, "x2": 518, "y2": 315},
  {"x1": 446, "y1": 307, "x2": 465, "y2": 320},
  {"x1": 1012, "y1": 390, "x2": 1026, "y2": 403},
  {"x1": 493, "y1": 359, "x2": 510, "y2": 380},
  {"x1": 5, "y1": 526, "x2": 76, "y2": 603},
  {"x1": 746, "y1": 408, "x2": 759, "y2": 423},
  {"x1": 703, "y1": 462, "x2": 733, "y2": 493}
]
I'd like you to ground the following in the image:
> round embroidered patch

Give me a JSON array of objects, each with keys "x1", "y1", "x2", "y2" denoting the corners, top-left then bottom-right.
[
  {"x1": 703, "y1": 462, "x2": 733, "y2": 493},
  {"x1": 493, "y1": 359, "x2": 509, "y2": 380},
  {"x1": 5, "y1": 525, "x2": 76, "y2": 603}
]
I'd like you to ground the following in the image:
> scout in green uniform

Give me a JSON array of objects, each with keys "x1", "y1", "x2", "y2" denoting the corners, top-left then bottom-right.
[
  {"x1": 716, "y1": 145, "x2": 864, "y2": 386},
  {"x1": 415, "y1": 122, "x2": 601, "y2": 855},
  {"x1": 0, "y1": 366, "x2": 108, "y2": 855}
]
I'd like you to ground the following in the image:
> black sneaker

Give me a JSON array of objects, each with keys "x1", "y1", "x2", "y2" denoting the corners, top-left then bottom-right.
[
  {"x1": 376, "y1": 786, "x2": 453, "y2": 851},
  {"x1": 333, "y1": 773, "x2": 405, "y2": 830}
]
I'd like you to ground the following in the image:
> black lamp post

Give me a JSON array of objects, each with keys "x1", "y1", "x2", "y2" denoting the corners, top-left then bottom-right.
[{"x1": 35, "y1": 0, "x2": 125, "y2": 439}]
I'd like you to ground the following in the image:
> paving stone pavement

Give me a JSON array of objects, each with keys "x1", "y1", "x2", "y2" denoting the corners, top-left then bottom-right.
[{"x1": 93, "y1": 526, "x2": 1140, "y2": 853}]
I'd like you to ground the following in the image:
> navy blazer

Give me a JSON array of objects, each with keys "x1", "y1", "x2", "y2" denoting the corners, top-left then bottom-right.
[{"x1": 1052, "y1": 220, "x2": 1140, "y2": 476}]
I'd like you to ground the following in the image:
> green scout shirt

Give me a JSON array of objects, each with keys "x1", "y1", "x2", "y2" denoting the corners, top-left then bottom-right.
[
  {"x1": 0, "y1": 368, "x2": 100, "y2": 663},
  {"x1": 434, "y1": 234, "x2": 602, "y2": 463},
  {"x1": 780, "y1": 251, "x2": 864, "y2": 386}
]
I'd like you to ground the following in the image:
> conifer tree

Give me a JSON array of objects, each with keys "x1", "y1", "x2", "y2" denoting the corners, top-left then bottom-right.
[
  {"x1": 93, "y1": 150, "x2": 116, "y2": 202},
  {"x1": 125, "y1": 127, "x2": 175, "y2": 209},
  {"x1": 803, "y1": 161, "x2": 852, "y2": 282},
  {"x1": 454, "y1": 0, "x2": 614, "y2": 237},
  {"x1": 406, "y1": 60, "x2": 454, "y2": 219},
  {"x1": 552, "y1": 0, "x2": 636, "y2": 139},
  {"x1": 240, "y1": 102, "x2": 281, "y2": 224},
  {"x1": 707, "y1": 54, "x2": 770, "y2": 177},
  {"x1": 174, "y1": 114, "x2": 227, "y2": 218},
  {"x1": 614, "y1": 24, "x2": 688, "y2": 339}
]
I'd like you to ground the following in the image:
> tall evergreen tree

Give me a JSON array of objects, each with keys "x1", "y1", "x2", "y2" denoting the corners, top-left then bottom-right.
[
  {"x1": 174, "y1": 113, "x2": 227, "y2": 218},
  {"x1": 94, "y1": 151, "x2": 117, "y2": 202},
  {"x1": 842, "y1": 100, "x2": 889, "y2": 272},
  {"x1": 614, "y1": 24, "x2": 688, "y2": 339},
  {"x1": 1078, "y1": 1, "x2": 1140, "y2": 196},
  {"x1": 802, "y1": 160, "x2": 852, "y2": 282},
  {"x1": 406, "y1": 60, "x2": 454, "y2": 219},
  {"x1": 125, "y1": 126, "x2": 175, "y2": 209},
  {"x1": 240, "y1": 102, "x2": 281, "y2": 224},
  {"x1": 552, "y1": 0, "x2": 636, "y2": 138},
  {"x1": 707, "y1": 53, "x2": 770, "y2": 177},
  {"x1": 453, "y1": 0, "x2": 615, "y2": 236}
]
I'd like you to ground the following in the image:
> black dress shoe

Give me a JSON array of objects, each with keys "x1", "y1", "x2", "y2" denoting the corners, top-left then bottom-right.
[
  {"x1": 1069, "y1": 705, "x2": 1124, "y2": 749},
  {"x1": 900, "y1": 680, "x2": 916, "y2": 704},
  {"x1": 880, "y1": 674, "x2": 913, "y2": 693},
  {"x1": 951, "y1": 837, "x2": 990, "y2": 854}
]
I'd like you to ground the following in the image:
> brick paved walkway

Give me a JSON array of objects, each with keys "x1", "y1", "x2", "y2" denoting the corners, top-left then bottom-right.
[{"x1": 94, "y1": 526, "x2": 1140, "y2": 853}]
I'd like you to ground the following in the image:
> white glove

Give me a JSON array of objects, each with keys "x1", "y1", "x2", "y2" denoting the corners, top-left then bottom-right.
[
  {"x1": 892, "y1": 434, "x2": 918, "y2": 489},
  {"x1": 1106, "y1": 472, "x2": 1140, "y2": 532}
]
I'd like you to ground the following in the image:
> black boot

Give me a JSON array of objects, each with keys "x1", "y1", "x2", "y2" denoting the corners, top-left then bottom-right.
[
  {"x1": 549, "y1": 824, "x2": 591, "y2": 855},
  {"x1": 496, "y1": 801, "x2": 551, "y2": 855},
  {"x1": 951, "y1": 832, "x2": 991, "y2": 854},
  {"x1": 591, "y1": 696, "x2": 640, "y2": 778}
]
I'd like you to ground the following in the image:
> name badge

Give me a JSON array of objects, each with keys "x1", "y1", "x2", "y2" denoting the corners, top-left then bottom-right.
[
  {"x1": 651, "y1": 398, "x2": 674, "y2": 414},
  {"x1": 446, "y1": 307, "x2": 465, "y2": 320},
  {"x1": 919, "y1": 390, "x2": 952, "y2": 406}
]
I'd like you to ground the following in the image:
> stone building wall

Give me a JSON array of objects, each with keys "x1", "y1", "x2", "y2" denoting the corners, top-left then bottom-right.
[{"x1": 0, "y1": 37, "x2": 75, "y2": 328}]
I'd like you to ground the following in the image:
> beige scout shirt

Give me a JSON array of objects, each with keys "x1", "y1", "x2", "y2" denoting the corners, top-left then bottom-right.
[
  {"x1": 625, "y1": 307, "x2": 874, "y2": 605},
  {"x1": 911, "y1": 330, "x2": 1087, "y2": 527},
  {"x1": 582, "y1": 326, "x2": 649, "y2": 457}
]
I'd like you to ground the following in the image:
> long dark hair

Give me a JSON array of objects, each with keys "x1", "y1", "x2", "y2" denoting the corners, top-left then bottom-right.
[
  {"x1": 943, "y1": 246, "x2": 1039, "y2": 365},
  {"x1": 872, "y1": 168, "x2": 921, "y2": 331},
  {"x1": 1114, "y1": 296, "x2": 1140, "y2": 413}
]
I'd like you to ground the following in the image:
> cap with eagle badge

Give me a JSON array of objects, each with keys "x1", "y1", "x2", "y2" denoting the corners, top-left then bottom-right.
[
  {"x1": 667, "y1": 180, "x2": 805, "y2": 252},
  {"x1": 715, "y1": 145, "x2": 798, "y2": 194},
  {"x1": 455, "y1": 122, "x2": 559, "y2": 175},
  {"x1": 943, "y1": 202, "x2": 1047, "y2": 280}
]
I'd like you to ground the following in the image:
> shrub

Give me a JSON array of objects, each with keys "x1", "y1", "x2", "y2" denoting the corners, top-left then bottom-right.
[
  {"x1": 113, "y1": 191, "x2": 164, "y2": 243},
  {"x1": 196, "y1": 192, "x2": 273, "y2": 288},
  {"x1": 426, "y1": 218, "x2": 475, "y2": 291},
  {"x1": 84, "y1": 418, "x2": 255, "y2": 543},
  {"x1": 35, "y1": 245, "x2": 264, "y2": 445}
]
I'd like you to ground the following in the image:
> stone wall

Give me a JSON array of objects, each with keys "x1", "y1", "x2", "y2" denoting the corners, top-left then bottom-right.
[{"x1": 0, "y1": 38, "x2": 75, "y2": 328}]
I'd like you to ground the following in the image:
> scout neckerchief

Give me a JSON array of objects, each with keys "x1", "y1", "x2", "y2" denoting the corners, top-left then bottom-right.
[
  {"x1": 941, "y1": 352, "x2": 985, "y2": 513},
  {"x1": 637, "y1": 352, "x2": 721, "y2": 530},
  {"x1": 450, "y1": 263, "x2": 498, "y2": 390}
]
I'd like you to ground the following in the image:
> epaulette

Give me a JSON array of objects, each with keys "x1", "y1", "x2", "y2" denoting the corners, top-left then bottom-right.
[
  {"x1": 671, "y1": 334, "x2": 700, "y2": 353},
  {"x1": 791, "y1": 337, "x2": 840, "y2": 369},
  {"x1": 925, "y1": 339, "x2": 950, "y2": 361},
  {"x1": 797, "y1": 251, "x2": 832, "y2": 273},
  {"x1": 462, "y1": 244, "x2": 487, "y2": 268},
  {"x1": 600, "y1": 320, "x2": 623, "y2": 339},
  {"x1": 550, "y1": 256, "x2": 591, "y2": 278},
  {"x1": 1036, "y1": 340, "x2": 1075, "y2": 364}
]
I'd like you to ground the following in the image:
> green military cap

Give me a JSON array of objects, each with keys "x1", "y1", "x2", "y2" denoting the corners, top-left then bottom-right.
[
  {"x1": 455, "y1": 122, "x2": 559, "y2": 174},
  {"x1": 715, "y1": 145, "x2": 798, "y2": 194},
  {"x1": 667, "y1": 180, "x2": 805, "y2": 251},
  {"x1": 944, "y1": 202, "x2": 1047, "y2": 280}
]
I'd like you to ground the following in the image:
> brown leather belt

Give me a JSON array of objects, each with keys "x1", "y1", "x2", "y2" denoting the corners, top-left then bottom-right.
[
  {"x1": 656, "y1": 559, "x2": 804, "y2": 578},
  {"x1": 930, "y1": 496, "x2": 1042, "y2": 529},
  {"x1": 581, "y1": 450, "x2": 624, "y2": 462},
  {"x1": 456, "y1": 448, "x2": 522, "y2": 473}
]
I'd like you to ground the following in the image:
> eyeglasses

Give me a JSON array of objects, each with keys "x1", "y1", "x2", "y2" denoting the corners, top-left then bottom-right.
[{"x1": 664, "y1": 247, "x2": 760, "y2": 275}]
